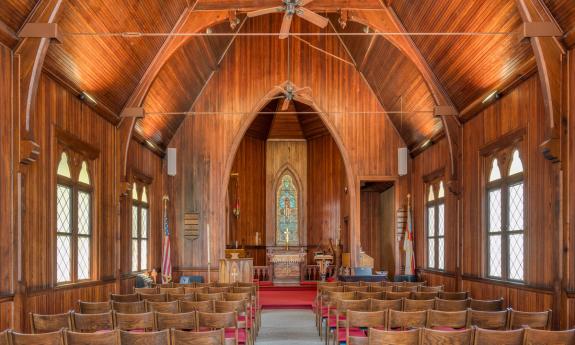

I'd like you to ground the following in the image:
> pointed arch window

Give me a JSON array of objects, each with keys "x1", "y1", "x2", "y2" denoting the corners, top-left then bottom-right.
[
  {"x1": 276, "y1": 172, "x2": 299, "y2": 246},
  {"x1": 56, "y1": 150, "x2": 93, "y2": 284},
  {"x1": 426, "y1": 180, "x2": 445, "y2": 270},
  {"x1": 486, "y1": 146, "x2": 525, "y2": 282},
  {"x1": 132, "y1": 182, "x2": 150, "y2": 272}
]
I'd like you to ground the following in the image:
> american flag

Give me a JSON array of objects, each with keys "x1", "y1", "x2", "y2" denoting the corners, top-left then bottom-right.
[{"x1": 162, "y1": 200, "x2": 172, "y2": 284}]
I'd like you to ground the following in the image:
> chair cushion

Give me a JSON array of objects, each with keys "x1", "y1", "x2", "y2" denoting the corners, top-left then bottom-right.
[{"x1": 225, "y1": 328, "x2": 247, "y2": 344}]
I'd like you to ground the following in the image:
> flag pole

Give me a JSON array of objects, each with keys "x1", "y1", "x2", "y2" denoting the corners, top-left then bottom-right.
[{"x1": 162, "y1": 195, "x2": 170, "y2": 284}]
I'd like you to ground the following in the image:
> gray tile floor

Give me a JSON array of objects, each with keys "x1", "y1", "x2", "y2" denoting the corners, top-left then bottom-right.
[{"x1": 256, "y1": 309, "x2": 323, "y2": 345}]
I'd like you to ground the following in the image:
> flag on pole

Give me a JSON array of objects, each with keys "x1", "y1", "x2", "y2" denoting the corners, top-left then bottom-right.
[
  {"x1": 404, "y1": 196, "x2": 416, "y2": 276},
  {"x1": 162, "y1": 197, "x2": 172, "y2": 284}
]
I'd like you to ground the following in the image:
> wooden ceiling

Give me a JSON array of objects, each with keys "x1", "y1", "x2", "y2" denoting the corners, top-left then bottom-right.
[{"x1": 2, "y1": 0, "x2": 574, "y2": 153}]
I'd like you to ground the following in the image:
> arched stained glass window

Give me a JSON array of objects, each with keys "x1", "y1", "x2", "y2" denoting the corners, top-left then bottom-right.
[
  {"x1": 132, "y1": 181, "x2": 150, "y2": 272},
  {"x1": 427, "y1": 180, "x2": 445, "y2": 271},
  {"x1": 276, "y1": 172, "x2": 299, "y2": 246}
]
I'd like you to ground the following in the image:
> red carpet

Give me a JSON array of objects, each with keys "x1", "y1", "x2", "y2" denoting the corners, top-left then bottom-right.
[{"x1": 259, "y1": 284, "x2": 317, "y2": 309}]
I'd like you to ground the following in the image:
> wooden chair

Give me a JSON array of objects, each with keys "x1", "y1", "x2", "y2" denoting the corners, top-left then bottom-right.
[
  {"x1": 426, "y1": 310, "x2": 469, "y2": 330},
  {"x1": 145, "y1": 301, "x2": 179, "y2": 313},
  {"x1": 29, "y1": 312, "x2": 72, "y2": 333},
  {"x1": 110, "y1": 294, "x2": 139, "y2": 303},
  {"x1": 435, "y1": 298, "x2": 469, "y2": 311},
  {"x1": 369, "y1": 286, "x2": 394, "y2": 293},
  {"x1": 167, "y1": 293, "x2": 195, "y2": 302},
  {"x1": 468, "y1": 309, "x2": 508, "y2": 330},
  {"x1": 214, "y1": 282, "x2": 234, "y2": 288},
  {"x1": 181, "y1": 300, "x2": 216, "y2": 313},
  {"x1": 159, "y1": 287, "x2": 184, "y2": 295},
  {"x1": 139, "y1": 293, "x2": 167, "y2": 302},
  {"x1": 9, "y1": 329, "x2": 64, "y2": 345},
  {"x1": 195, "y1": 283, "x2": 214, "y2": 288},
  {"x1": 72, "y1": 311, "x2": 114, "y2": 332},
  {"x1": 185, "y1": 286, "x2": 209, "y2": 294},
  {"x1": 508, "y1": 309, "x2": 552, "y2": 330},
  {"x1": 64, "y1": 329, "x2": 120, "y2": 345},
  {"x1": 321, "y1": 292, "x2": 357, "y2": 339},
  {"x1": 439, "y1": 291, "x2": 469, "y2": 300},
  {"x1": 134, "y1": 287, "x2": 158, "y2": 295},
  {"x1": 78, "y1": 301, "x2": 111, "y2": 314},
  {"x1": 344, "y1": 310, "x2": 386, "y2": 345},
  {"x1": 395, "y1": 286, "x2": 418, "y2": 293},
  {"x1": 330, "y1": 299, "x2": 371, "y2": 345},
  {"x1": 215, "y1": 300, "x2": 252, "y2": 345},
  {"x1": 357, "y1": 292, "x2": 384, "y2": 300},
  {"x1": 473, "y1": 327, "x2": 524, "y2": 345},
  {"x1": 388, "y1": 310, "x2": 427, "y2": 330},
  {"x1": 0, "y1": 330, "x2": 9, "y2": 345},
  {"x1": 370, "y1": 298, "x2": 403, "y2": 312},
  {"x1": 412, "y1": 292, "x2": 439, "y2": 300},
  {"x1": 469, "y1": 298, "x2": 504, "y2": 311},
  {"x1": 155, "y1": 311, "x2": 196, "y2": 331},
  {"x1": 419, "y1": 285, "x2": 444, "y2": 292},
  {"x1": 171, "y1": 329, "x2": 225, "y2": 345},
  {"x1": 114, "y1": 312, "x2": 155, "y2": 331},
  {"x1": 421, "y1": 328, "x2": 473, "y2": 345},
  {"x1": 209, "y1": 287, "x2": 233, "y2": 294},
  {"x1": 404, "y1": 281, "x2": 426, "y2": 287},
  {"x1": 119, "y1": 329, "x2": 170, "y2": 345},
  {"x1": 112, "y1": 301, "x2": 146, "y2": 314},
  {"x1": 368, "y1": 328, "x2": 420, "y2": 345},
  {"x1": 198, "y1": 311, "x2": 243, "y2": 345},
  {"x1": 344, "y1": 286, "x2": 369, "y2": 293},
  {"x1": 385, "y1": 291, "x2": 411, "y2": 300},
  {"x1": 403, "y1": 299, "x2": 435, "y2": 312},
  {"x1": 523, "y1": 328, "x2": 575, "y2": 345},
  {"x1": 197, "y1": 292, "x2": 225, "y2": 302}
]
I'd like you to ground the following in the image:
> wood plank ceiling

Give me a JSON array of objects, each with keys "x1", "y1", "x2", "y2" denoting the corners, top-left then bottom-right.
[{"x1": 2, "y1": 0, "x2": 574, "y2": 153}]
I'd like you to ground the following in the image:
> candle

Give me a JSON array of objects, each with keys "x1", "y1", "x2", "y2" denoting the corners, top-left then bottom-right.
[{"x1": 207, "y1": 224, "x2": 211, "y2": 264}]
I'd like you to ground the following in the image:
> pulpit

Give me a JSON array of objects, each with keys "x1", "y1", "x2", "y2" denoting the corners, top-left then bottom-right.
[
  {"x1": 267, "y1": 249, "x2": 306, "y2": 285},
  {"x1": 219, "y1": 258, "x2": 253, "y2": 284}
]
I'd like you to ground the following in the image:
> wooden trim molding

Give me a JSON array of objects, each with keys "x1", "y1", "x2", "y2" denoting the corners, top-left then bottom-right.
[
  {"x1": 479, "y1": 128, "x2": 527, "y2": 157},
  {"x1": 422, "y1": 167, "x2": 445, "y2": 184},
  {"x1": 55, "y1": 127, "x2": 100, "y2": 160},
  {"x1": 461, "y1": 274, "x2": 554, "y2": 294}
]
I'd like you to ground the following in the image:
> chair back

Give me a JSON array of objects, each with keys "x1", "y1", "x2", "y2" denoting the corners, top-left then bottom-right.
[
  {"x1": 435, "y1": 298, "x2": 469, "y2": 311},
  {"x1": 426, "y1": 310, "x2": 469, "y2": 329},
  {"x1": 368, "y1": 328, "x2": 420, "y2": 345},
  {"x1": 110, "y1": 294, "x2": 139, "y2": 303},
  {"x1": 214, "y1": 282, "x2": 234, "y2": 288},
  {"x1": 421, "y1": 328, "x2": 473, "y2": 345},
  {"x1": 64, "y1": 329, "x2": 119, "y2": 345},
  {"x1": 419, "y1": 285, "x2": 444, "y2": 292},
  {"x1": 508, "y1": 309, "x2": 552, "y2": 330},
  {"x1": 468, "y1": 309, "x2": 508, "y2": 330},
  {"x1": 139, "y1": 293, "x2": 167, "y2": 302},
  {"x1": 119, "y1": 329, "x2": 170, "y2": 345},
  {"x1": 523, "y1": 328, "x2": 575, "y2": 345},
  {"x1": 473, "y1": 327, "x2": 524, "y2": 345},
  {"x1": 170, "y1": 329, "x2": 225, "y2": 345},
  {"x1": 346, "y1": 310, "x2": 386, "y2": 329},
  {"x1": 369, "y1": 286, "x2": 394, "y2": 293},
  {"x1": 146, "y1": 301, "x2": 179, "y2": 313},
  {"x1": 184, "y1": 287, "x2": 208, "y2": 294},
  {"x1": 386, "y1": 291, "x2": 411, "y2": 300},
  {"x1": 135, "y1": 288, "x2": 158, "y2": 295},
  {"x1": 197, "y1": 292, "x2": 225, "y2": 302},
  {"x1": 357, "y1": 292, "x2": 384, "y2": 300},
  {"x1": 215, "y1": 300, "x2": 247, "y2": 315},
  {"x1": 180, "y1": 300, "x2": 215, "y2": 313},
  {"x1": 114, "y1": 312, "x2": 155, "y2": 331},
  {"x1": 72, "y1": 311, "x2": 114, "y2": 332},
  {"x1": 370, "y1": 298, "x2": 403, "y2": 311},
  {"x1": 469, "y1": 298, "x2": 504, "y2": 311},
  {"x1": 197, "y1": 311, "x2": 237, "y2": 329},
  {"x1": 9, "y1": 330, "x2": 64, "y2": 345},
  {"x1": 337, "y1": 299, "x2": 371, "y2": 314},
  {"x1": 439, "y1": 291, "x2": 469, "y2": 300},
  {"x1": 112, "y1": 301, "x2": 146, "y2": 314},
  {"x1": 388, "y1": 310, "x2": 427, "y2": 330},
  {"x1": 326, "y1": 291, "x2": 356, "y2": 304},
  {"x1": 78, "y1": 301, "x2": 111, "y2": 314},
  {"x1": 344, "y1": 286, "x2": 369, "y2": 293},
  {"x1": 412, "y1": 292, "x2": 439, "y2": 300},
  {"x1": 225, "y1": 292, "x2": 251, "y2": 302},
  {"x1": 395, "y1": 286, "x2": 418, "y2": 293},
  {"x1": 29, "y1": 312, "x2": 72, "y2": 333},
  {"x1": 167, "y1": 293, "x2": 195, "y2": 302},
  {"x1": 403, "y1": 299, "x2": 435, "y2": 312},
  {"x1": 404, "y1": 281, "x2": 426, "y2": 287},
  {"x1": 208, "y1": 287, "x2": 232, "y2": 294},
  {"x1": 159, "y1": 287, "x2": 184, "y2": 295},
  {"x1": 233, "y1": 286, "x2": 256, "y2": 295},
  {"x1": 155, "y1": 311, "x2": 196, "y2": 331}
]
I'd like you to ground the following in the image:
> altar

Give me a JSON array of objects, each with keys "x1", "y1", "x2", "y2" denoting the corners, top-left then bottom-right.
[{"x1": 267, "y1": 249, "x2": 307, "y2": 285}]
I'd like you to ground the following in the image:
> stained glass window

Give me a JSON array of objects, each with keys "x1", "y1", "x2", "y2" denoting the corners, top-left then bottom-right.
[
  {"x1": 132, "y1": 182, "x2": 150, "y2": 272},
  {"x1": 426, "y1": 180, "x2": 445, "y2": 271},
  {"x1": 276, "y1": 173, "x2": 299, "y2": 245},
  {"x1": 486, "y1": 148, "x2": 525, "y2": 282}
]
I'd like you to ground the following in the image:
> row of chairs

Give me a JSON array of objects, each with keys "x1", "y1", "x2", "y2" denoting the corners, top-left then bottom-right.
[
  {"x1": 116, "y1": 287, "x2": 257, "y2": 302},
  {"x1": 151, "y1": 281, "x2": 258, "y2": 289},
  {"x1": 362, "y1": 327, "x2": 575, "y2": 345},
  {"x1": 0, "y1": 328, "x2": 226, "y2": 345},
  {"x1": 317, "y1": 281, "x2": 430, "y2": 288}
]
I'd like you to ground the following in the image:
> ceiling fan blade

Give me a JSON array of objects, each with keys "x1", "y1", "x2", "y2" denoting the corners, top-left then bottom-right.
[
  {"x1": 281, "y1": 98, "x2": 291, "y2": 111},
  {"x1": 296, "y1": 7, "x2": 329, "y2": 28},
  {"x1": 279, "y1": 13, "x2": 294, "y2": 39},
  {"x1": 299, "y1": 0, "x2": 315, "y2": 6},
  {"x1": 246, "y1": 6, "x2": 283, "y2": 18}
]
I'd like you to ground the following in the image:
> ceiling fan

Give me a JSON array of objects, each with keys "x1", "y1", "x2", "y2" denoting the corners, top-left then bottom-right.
[
  {"x1": 270, "y1": 83, "x2": 313, "y2": 111},
  {"x1": 246, "y1": 0, "x2": 329, "y2": 39}
]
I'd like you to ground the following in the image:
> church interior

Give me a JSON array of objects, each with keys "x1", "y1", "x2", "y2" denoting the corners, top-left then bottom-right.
[{"x1": 1, "y1": 0, "x2": 575, "y2": 344}]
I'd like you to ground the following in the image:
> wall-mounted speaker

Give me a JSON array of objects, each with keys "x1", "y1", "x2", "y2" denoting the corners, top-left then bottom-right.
[
  {"x1": 167, "y1": 148, "x2": 177, "y2": 176},
  {"x1": 398, "y1": 147, "x2": 408, "y2": 176}
]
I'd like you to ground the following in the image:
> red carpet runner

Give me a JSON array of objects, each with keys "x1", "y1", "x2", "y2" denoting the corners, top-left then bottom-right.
[{"x1": 259, "y1": 282, "x2": 317, "y2": 309}]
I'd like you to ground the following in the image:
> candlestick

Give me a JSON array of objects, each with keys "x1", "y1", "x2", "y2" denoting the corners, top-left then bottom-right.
[{"x1": 285, "y1": 228, "x2": 289, "y2": 251}]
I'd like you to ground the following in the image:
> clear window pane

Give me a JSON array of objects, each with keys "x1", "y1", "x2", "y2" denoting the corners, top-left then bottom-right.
[
  {"x1": 438, "y1": 238, "x2": 445, "y2": 270},
  {"x1": 509, "y1": 183, "x2": 524, "y2": 231},
  {"x1": 438, "y1": 181, "x2": 445, "y2": 198},
  {"x1": 489, "y1": 235, "x2": 502, "y2": 278},
  {"x1": 489, "y1": 159, "x2": 502, "y2": 182},
  {"x1": 77, "y1": 236, "x2": 91, "y2": 280},
  {"x1": 78, "y1": 161, "x2": 91, "y2": 185},
  {"x1": 132, "y1": 240, "x2": 139, "y2": 272},
  {"x1": 437, "y1": 203, "x2": 445, "y2": 236},
  {"x1": 427, "y1": 207, "x2": 435, "y2": 237},
  {"x1": 428, "y1": 238, "x2": 435, "y2": 268},
  {"x1": 132, "y1": 205, "x2": 139, "y2": 238},
  {"x1": 132, "y1": 183, "x2": 138, "y2": 201},
  {"x1": 427, "y1": 186, "x2": 435, "y2": 201},
  {"x1": 57, "y1": 185, "x2": 72, "y2": 233},
  {"x1": 57, "y1": 152, "x2": 71, "y2": 178},
  {"x1": 488, "y1": 189, "x2": 502, "y2": 232},
  {"x1": 140, "y1": 240, "x2": 148, "y2": 270},
  {"x1": 78, "y1": 191, "x2": 91, "y2": 235},
  {"x1": 142, "y1": 187, "x2": 148, "y2": 204},
  {"x1": 141, "y1": 208, "x2": 148, "y2": 239},
  {"x1": 56, "y1": 235, "x2": 71, "y2": 283},
  {"x1": 509, "y1": 150, "x2": 524, "y2": 176},
  {"x1": 509, "y1": 234, "x2": 524, "y2": 281}
]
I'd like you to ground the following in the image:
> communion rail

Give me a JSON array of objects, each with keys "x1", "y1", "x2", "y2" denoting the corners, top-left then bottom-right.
[{"x1": 253, "y1": 265, "x2": 336, "y2": 282}]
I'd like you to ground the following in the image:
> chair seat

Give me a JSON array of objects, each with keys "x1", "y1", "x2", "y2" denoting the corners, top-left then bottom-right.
[{"x1": 338, "y1": 328, "x2": 366, "y2": 342}]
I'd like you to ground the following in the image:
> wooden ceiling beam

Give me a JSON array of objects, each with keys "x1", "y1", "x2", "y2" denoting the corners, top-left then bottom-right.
[
  {"x1": 516, "y1": 0, "x2": 566, "y2": 163},
  {"x1": 0, "y1": 18, "x2": 18, "y2": 48},
  {"x1": 193, "y1": 0, "x2": 384, "y2": 11}
]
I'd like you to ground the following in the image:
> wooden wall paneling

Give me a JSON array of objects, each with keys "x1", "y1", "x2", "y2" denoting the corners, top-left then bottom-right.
[
  {"x1": 360, "y1": 191, "x2": 383, "y2": 270},
  {"x1": 0, "y1": 299, "x2": 14, "y2": 330}
]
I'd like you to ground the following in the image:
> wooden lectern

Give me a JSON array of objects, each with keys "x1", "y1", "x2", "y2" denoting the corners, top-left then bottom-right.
[{"x1": 219, "y1": 258, "x2": 253, "y2": 283}]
